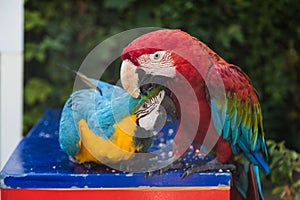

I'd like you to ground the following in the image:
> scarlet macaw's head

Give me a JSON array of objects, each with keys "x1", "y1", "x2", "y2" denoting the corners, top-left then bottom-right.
[{"x1": 120, "y1": 29, "x2": 213, "y2": 98}]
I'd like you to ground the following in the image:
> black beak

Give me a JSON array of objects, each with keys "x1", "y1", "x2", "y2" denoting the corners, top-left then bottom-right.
[
  {"x1": 135, "y1": 67, "x2": 177, "y2": 123},
  {"x1": 136, "y1": 68, "x2": 172, "y2": 96},
  {"x1": 160, "y1": 92, "x2": 178, "y2": 123}
]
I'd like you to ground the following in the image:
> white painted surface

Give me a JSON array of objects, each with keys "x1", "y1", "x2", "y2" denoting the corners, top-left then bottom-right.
[
  {"x1": 0, "y1": 0, "x2": 24, "y2": 169},
  {"x1": 0, "y1": 0, "x2": 24, "y2": 52}
]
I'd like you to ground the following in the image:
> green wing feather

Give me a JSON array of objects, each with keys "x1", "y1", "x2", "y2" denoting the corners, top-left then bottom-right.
[{"x1": 209, "y1": 64, "x2": 269, "y2": 170}]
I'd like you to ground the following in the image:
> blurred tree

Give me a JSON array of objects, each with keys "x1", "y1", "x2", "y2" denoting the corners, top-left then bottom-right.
[{"x1": 24, "y1": 0, "x2": 299, "y2": 151}]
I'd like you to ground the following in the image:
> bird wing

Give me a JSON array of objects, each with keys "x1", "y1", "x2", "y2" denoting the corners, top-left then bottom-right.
[
  {"x1": 59, "y1": 79, "x2": 138, "y2": 156},
  {"x1": 208, "y1": 63, "x2": 269, "y2": 175}
]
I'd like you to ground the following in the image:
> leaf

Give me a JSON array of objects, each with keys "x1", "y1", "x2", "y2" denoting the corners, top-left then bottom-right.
[
  {"x1": 293, "y1": 179, "x2": 300, "y2": 189},
  {"x1": 24, "y1": 10, "x2": 46, "y2": 31},
  {"x1": 227, "y1": 24, "x2": 244, "y2": 44},
  {"x1": 24, "y1": 78, "x2": 53, "y2": 106},
  {"x1": 103, "y1": 0, "x2": 135, "y2": 10},
  {"x1": 272, "y1": 186, "x2": 284, "y2": 194},
  {"x1": 24, "y1": 43, "x2": 45, "y2": 62}
]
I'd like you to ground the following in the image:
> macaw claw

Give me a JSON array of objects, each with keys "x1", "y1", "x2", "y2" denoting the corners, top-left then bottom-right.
[
  {"x1": 181, "y1": 158, "x2": 236, "y2": 179},
  {"x1": 145, "y1": 158, "x2": 185, "y2": 177}
]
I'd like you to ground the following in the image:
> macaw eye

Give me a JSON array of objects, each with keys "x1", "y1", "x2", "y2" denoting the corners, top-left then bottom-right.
[
  {"x1": 153, "y1": 53, "x2": 160, "y2": 59},
  {"x1": 142, "y1": 103, "x2": 148, "y2": 109},
  {"x1": 150, "y1": 51, "x2": 165, "y2": 62}
]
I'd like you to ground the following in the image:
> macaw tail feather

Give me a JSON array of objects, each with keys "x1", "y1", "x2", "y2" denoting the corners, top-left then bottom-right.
[
  {"x1": 57, "y1": 63, "x2": 103, "y2": 95},
  {"x1": 253, "y1": 152, "x2": 270, "y2": 175},
  {"x1": 237, "y1": 138, "x2": 270, "y2": 175},
  {"x1": 248, "y1": 164, "x2": 260, "y2": 200},
  {"x1": 253, "y1": 165, "x2": 264, "y2": 200},
  {"x1": 233, "y1": 163, "x2": 264, "y2": 200},
  {"x1": 233, "y1": 162, "x2": 249, "y2": 199},
  {"x1": 231, "y1": 185, "x2": 246, "y2": 200}
]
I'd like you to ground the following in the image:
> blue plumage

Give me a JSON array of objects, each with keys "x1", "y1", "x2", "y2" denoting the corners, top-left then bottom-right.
[
  {"x1": 59, "y1": 79, "x2": 142, "y2": 157},
  {"x1": 210, "y1": 99, "x2": 223, "y2": 136},
  {"x1": 253, "y1": 152, "x2": 270, "y2": 175},
  {"x1": 253, "y1": 165, "x2": 264, "y2": 200},
  {"x1": 223, "y1": 115, "x2": 231, "y2": 140},
  {"x1": 210, "y1": 95, "x2": 269, "y2": 200},
  {"x1": 232, "y1": 127, "x2": 240, "y2": 145}
]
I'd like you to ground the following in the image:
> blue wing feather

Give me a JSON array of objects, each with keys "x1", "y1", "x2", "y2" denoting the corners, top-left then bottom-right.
[
  {"x1": 59, "y1": 79, "x2": 141, "y2": 156},
  {"x1": 253, "y1": 152, "x2": 270, "y2": 175},
  {"x1": 253, "y1": 165, "x2": 264, "y2": 200},
  {"x1": 59, "y1": 99, "x2": 81, "y2": 156},
  {"x1": 210, "y1": 99, "x2": 223, "y2": 136},
  {"x1": 210, "y1": 93, "x2": 269, "y2": 166},
  {"x1": 223, "y1": 115, "x2": 231, "y2": 140},
  {"x1": 232, "y1": 127, "x2": 240, "y2": 145},
  {"x1": 208, "y1": 64, "x2": 269, "y2": 199}
]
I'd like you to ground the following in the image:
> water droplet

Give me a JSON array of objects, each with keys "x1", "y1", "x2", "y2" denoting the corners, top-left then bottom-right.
[
  {"x1": 158, "y1": 143, "x2": 165, "y2": 148},
  {"x1": 168, "y1": 129, "x2": 174, "y2": 136},
  {"x1": 160, "y1": 152, "x2": 166, "y2": 159},
  {"x1": 39, "y1": 132, "x2": 51, "y2": 138},
  {"x1": 125, "y1": 173, "x2": 133, "y2": 177}
]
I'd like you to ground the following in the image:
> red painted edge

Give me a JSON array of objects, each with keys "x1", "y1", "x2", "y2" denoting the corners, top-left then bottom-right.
[{"x1": 1, "y1": 188, "x2": 230, "y2": 200}]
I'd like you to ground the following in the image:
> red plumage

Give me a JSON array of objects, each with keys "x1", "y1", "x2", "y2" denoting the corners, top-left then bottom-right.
[
  {"x1": 123, "y1": 29, "x2": 258, "y2": 161},
  {"x1": 122, "y1": 29, "x2": 266, "y2": 200}
]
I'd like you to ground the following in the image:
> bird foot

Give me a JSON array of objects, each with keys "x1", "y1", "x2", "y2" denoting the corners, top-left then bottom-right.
[
  {"x1": 145, "y1": 158, "x2": 185, "y2": 177},
  {"x1": 182, "y1": 158, "x2": 236, "y2": 178}
]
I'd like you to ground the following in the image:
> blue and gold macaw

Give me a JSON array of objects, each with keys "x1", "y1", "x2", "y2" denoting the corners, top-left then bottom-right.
[{"x1": 59, "y1": 76, "x2": 166, "y2": 165}]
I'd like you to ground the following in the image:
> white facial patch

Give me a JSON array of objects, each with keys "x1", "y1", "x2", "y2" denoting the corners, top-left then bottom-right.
[
  {"x1": 137, "y1": 51, "x2": 176, "y2": 78},
  {"x1": 136, "y1": 90, "x2": 165, "y2": 131}
]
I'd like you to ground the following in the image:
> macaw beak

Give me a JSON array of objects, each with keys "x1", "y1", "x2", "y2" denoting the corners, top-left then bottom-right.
[
  {"x1": 120, "y1": 59, "x2": 140, "y2": 98},
  {"x1": 121, "y1": 59, "x2": 174, "y2": 98}
]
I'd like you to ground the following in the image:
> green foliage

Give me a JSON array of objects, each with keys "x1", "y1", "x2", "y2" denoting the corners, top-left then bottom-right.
[
  {"x1": 25, "y1": 78, "x2": 53, "y2": 106},
  {"x1": 103, "y1": 0, "x2": 136, "y2": 10},
  {"x1": 24, "y1": 0, "x2": 299, "y2": 152},
  {"x1": 266, "y1": 140, "x2": 300, "y2": 199}
]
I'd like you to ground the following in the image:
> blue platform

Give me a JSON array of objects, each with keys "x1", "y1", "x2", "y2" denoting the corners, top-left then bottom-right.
[{"x1": 0, "y1": 109, "x2": 231, "y2": 189}]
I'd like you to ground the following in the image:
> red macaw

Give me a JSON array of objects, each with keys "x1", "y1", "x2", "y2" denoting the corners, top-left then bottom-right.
[{"x1": 120, "y1": 29, "x2": 269, "y2": 200}]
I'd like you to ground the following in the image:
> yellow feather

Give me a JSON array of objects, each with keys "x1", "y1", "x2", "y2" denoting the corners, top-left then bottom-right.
[
  {"x1": 75, "y1": 139, "x2": 101, "y2": 164},
  {"x1": 74, "y1": 117, "x2": 139, "y2": 164},
  {"x1": 112, "y1": 115, "x2": 140, "y2": 152}
]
